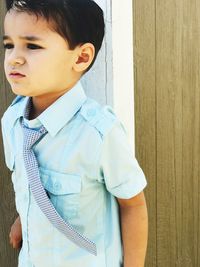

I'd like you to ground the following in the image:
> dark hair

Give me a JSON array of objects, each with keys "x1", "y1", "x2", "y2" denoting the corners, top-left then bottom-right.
[{"x1": 5, "y1": 0, "x2": 105, "y2": 72}]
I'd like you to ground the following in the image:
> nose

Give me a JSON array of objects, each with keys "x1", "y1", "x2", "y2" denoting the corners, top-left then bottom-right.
[
  {"x1": 9, "y1": 56, "x2": 25, "y2": 67},
  {"x1": 7, "y1": 50, "x2": 25, "y2": 67}
]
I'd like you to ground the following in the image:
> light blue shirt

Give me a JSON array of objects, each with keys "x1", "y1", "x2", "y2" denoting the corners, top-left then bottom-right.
[{"x1": 1, "y1": 81, "x2": 147, "y2": 267}]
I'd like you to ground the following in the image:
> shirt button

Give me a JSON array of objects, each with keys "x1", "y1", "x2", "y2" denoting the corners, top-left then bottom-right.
[
  {"x1": 87, "y1": 109, "x2": 96, "y2": 117},
  {"x1": 54, "y1": 182, "x2": 61, "y2": 191}
]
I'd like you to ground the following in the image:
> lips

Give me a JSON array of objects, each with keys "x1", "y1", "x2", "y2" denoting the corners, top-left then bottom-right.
[
  {"x1": 10, "y1": 72, "x2": 26, "y2": 76},
  {"x1": 9, "y1": 71, "x2": 26, "y2": 78}
]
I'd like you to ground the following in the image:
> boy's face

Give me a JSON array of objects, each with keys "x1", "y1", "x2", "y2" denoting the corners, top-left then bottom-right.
[{"x1": 3, "y1": 10, "x2": 80, "y2": 98}]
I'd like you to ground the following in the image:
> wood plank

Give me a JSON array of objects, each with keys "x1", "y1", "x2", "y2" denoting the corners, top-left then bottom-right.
[
  {"x1": 156, "y1": 1, "x2": 182, "y2": 266},
  {"x1": 133, "y1": 1, "x2": 156, "y2": 266},
  {"x1": 156, "y1": 0, "x2": 200, "y2": 266},
  {"x1": 181, "y1": 0, "x2": 200, "y2": 266}
]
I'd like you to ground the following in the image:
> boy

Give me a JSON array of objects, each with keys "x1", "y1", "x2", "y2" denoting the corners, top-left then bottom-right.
[{"x1": 1, "y1": 0, "x2": 148, "y2": 266}]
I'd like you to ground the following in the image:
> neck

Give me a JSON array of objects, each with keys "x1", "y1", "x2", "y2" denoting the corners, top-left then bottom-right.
[
  {"x1": 29, "y1": 89, "x2": 72, "y2": 120},
  {"x1": 28, "y1": 80, "x2": 79, "y2": 119},
  {"x1": 29, "y1": 94, "x2": 59, "y2": 119}
]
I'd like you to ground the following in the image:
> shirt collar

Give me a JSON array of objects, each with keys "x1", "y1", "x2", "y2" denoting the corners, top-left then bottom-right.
[{"x1": 15, "y1": 81, "x2": 87, "y2": 137}]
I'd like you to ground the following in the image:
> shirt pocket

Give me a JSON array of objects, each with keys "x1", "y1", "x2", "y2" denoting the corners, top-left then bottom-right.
[{"x1": 39, "y1": 167, "x2": 82, "y2": 220}]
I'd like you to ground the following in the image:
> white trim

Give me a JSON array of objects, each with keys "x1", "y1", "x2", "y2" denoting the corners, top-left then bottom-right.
[
  {"x1": 94, "y1": 0, "x2": 106, "y2": 11},
  {"x1": 111, "y1": 0, "x2": 135, "y2": 152}
]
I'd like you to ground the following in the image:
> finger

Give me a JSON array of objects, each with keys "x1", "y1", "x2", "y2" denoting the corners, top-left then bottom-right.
[
  {"x1": 9, "y1": 234, "x2": 21, "y2": 247},
  {"x1": 12, "y1": 240, "x2": 19, "y2": 249},
  {"x1": 9, "y1": 234, "x2": 13, "y2": 245},
  {"x1": 13, "y1": 240, "x2": 22, "y2": 249},
  {"x1": 9, "y1": 233, "x2": 14, "y2": 245}
]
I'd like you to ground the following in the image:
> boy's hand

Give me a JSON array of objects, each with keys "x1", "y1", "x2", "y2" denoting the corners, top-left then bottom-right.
[{"x1": 9, "y1": 216, "x2": 22, "y2": 249}]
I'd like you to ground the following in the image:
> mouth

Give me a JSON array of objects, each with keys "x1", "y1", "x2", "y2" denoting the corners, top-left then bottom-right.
[{"x1": 9, "y1": 72, "x2": 26, "y2": 79}]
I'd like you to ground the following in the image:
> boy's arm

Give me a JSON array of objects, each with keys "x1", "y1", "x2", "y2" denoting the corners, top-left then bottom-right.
[
  {"x1": 9, "y1": 215, "x2": 22, "y2": 249},
  {"x1": 117, "y1": 191, "x2": 148, "y2": 267}
]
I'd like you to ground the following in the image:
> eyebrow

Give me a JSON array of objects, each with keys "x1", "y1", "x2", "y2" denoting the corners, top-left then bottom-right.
[{"x1": 2, "y1": 35, "x2": 43, "y2": 41}]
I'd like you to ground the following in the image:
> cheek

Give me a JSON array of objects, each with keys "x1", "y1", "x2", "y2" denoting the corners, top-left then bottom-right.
[
  {"x1": 32, "y1": 54, "x2": 67, "y2": 73},
  {"x1": 28, "y1": 58, "x2": 49, "y2": 81},
  {"x1": 4, "y1": 61, "x2": 7, "y2": 74},
  {"x1": 44, "y1": 56, "x2": 72, "y2": 80},
  {"x1": 51, "y1": 51, "x2": 74, "y2": 71},
  {"x1": 4, "y1": 58, "x2": 12, "y2": 81},
  {"x1": 4, "y1": 55, "x2": 9, "y2": 72}
]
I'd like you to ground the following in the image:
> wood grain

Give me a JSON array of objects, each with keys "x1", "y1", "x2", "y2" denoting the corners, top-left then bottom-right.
[
  {"x1": 134, "y1": 0, "x2": 156, "y2": 266},
  {"x1": 135, "y1": 0, "x2": 200, "y2": 266}
]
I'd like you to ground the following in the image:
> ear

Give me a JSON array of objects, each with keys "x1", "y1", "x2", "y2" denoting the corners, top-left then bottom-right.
[{"x1": 73, "y1": 43, "x2": 95, "y2": 72}]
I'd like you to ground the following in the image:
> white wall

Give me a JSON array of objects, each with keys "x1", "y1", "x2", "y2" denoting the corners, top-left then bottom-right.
[
  {"x1": 81, "y1": 0, "x2": 113, "y2": 106},
  {"x1": 81, "y1": 0, "x2": 135, "y2": 152}
]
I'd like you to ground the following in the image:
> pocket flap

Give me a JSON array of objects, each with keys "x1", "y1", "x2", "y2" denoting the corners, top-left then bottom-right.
[{"x1": 39, "y1": 168, "x2": 81, "y2": 195}]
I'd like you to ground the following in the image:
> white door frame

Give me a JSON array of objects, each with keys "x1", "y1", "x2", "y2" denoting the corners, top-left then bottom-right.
[{"x1": 111, "y1": 1, "x2": 135, "y2": 151}]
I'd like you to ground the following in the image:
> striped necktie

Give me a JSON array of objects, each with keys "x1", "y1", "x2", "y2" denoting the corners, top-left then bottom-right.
[{"x1": 21, "y1": 119, "x2": 97, "y2": 255}]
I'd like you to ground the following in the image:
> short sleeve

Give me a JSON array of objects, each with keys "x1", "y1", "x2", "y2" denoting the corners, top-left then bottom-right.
[
  {"x1": 1, "y1": 117, "x2": 15, "y2": 171},
  {"x1": 97, "y1": 120, "x2": 147, "y2": 199}
]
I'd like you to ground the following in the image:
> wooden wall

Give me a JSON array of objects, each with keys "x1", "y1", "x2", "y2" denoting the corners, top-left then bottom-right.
[{"x1": 134, "y1": 0, "x2": 200, "y2": 266}]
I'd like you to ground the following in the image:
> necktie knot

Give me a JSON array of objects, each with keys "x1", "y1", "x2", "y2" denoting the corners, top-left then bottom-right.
[{"x1": 21, "y1": 119, "x2": 48, "y2": 149}]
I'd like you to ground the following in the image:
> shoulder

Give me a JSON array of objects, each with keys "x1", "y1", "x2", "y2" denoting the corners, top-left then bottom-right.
[
  {"x1": 79, "y1": 97, "x2": 118, "y2": 138},
  {"x1": 1, "y1": 95, "x2": 26, "y2": 131},
  {"x1": 10, "y1": 95, "x2": 25, "y2": 106}
]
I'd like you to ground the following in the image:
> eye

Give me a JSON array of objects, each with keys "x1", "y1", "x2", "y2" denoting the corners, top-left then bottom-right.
[
  {"x1": 27, "y1": 44, "x2": 43, "y2": 50},
  {"x1": 3, "y1": 43, "x2": 14, "y2": 49},
  {"x1": 2, "y1": 43, "x2": 43, "y2": 50}
]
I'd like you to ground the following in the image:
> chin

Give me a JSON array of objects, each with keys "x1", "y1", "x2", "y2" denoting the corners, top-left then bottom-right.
[{"x1": 11, "y1": 87, "x2": 31, "y2": 97}]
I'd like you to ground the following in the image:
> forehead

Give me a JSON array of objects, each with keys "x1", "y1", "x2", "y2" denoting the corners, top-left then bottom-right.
[{"x1": 4, "y1": 10, "x2": 54, "y2": 37}]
